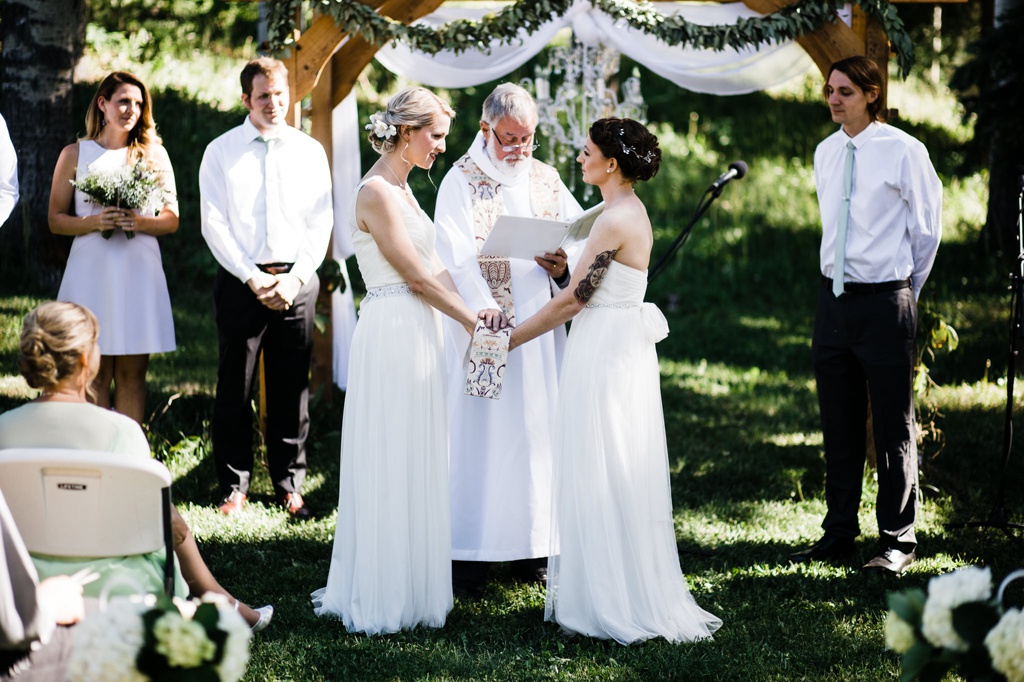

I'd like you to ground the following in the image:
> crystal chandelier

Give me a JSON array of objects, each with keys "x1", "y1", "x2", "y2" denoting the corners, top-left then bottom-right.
[{"x1": 521, "y1": 38, "x2": 647, "y2": 193}]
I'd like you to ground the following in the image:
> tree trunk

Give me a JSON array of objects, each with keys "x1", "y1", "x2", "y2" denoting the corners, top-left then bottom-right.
[{"x1": 0, "y1": 0, "x2": 85, "y2": 289}]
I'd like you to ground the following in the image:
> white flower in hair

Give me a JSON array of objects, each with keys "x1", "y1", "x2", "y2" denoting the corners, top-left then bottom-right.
[{"x1": 365, "y1": 112, "x2": 397, "y2": 140}]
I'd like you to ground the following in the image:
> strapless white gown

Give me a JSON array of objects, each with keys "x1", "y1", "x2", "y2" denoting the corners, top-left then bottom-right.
[{"x1": 545, "y1": 261, "x2": 722, "y2": 644}]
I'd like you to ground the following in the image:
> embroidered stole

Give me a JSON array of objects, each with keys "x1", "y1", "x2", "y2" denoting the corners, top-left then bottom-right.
[{"x1": 458, "y1": 154, "x2": 561, "y2": 399}]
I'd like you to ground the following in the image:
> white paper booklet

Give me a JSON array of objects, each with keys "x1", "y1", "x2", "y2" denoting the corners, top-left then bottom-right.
[{"x1": 480, "y1": 202, "x2": 603, "y2": 260}]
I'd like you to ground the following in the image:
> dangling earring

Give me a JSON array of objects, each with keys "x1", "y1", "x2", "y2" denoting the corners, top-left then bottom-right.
[{"x1": 400, "y1": 142, "x2": 411, "y2": 167}]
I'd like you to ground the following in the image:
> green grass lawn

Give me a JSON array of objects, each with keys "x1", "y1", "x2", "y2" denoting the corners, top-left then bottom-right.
[{"x1": 1, "y1": 68, "x2": 1019, "y2": 680}]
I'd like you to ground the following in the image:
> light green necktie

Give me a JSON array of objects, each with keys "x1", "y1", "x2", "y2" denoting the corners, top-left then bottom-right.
[
  {"x1": 832, "y1": 140, "x2": 855, "y2": 298},
  {"x1": 260, "y1": 136, "x2": 285, "y2": 252}
]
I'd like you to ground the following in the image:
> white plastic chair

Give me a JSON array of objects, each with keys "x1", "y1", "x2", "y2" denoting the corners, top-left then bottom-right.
[{"x1": 0, "y1": 448, "x2": 176, "y2": 596}]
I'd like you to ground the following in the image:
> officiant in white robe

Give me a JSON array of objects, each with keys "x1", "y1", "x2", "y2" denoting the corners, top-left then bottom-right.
[{"x1": 434, "y1": 84, "x2": 583, "y2": 589}]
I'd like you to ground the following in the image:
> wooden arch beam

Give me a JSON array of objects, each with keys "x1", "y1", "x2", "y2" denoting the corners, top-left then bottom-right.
[
  {"x1": 741, "y1": 0, "x2": 863, "y2": 76},
  {"x1": 284, "y1": 0, "x2": 444, "y2": 108}
]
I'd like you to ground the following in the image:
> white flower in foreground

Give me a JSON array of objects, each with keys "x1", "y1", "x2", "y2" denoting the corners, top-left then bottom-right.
[
  {"x1": 67, "y1": 600, "x2": 148, "y2": 682},
  {"x1": 884, "y1": 610, "x2": 917, "y2": 653},
  {"x1": 153, "y1": 612, "x2": 216, "y2": 668},
  {"x1": 173, "y1": 595, "x2": 198, "y2": 619},
  {"x1": 921, "y1": 566, "x2": 992, "y2": 651},
  {"x1": 214, "y1": 601, "x2": 253, "y2": 682},
  {"x1": 986, "y1": 608, "x2": 1024, "y2": 682}
]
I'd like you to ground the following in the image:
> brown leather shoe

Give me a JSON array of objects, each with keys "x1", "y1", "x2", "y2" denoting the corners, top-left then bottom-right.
[
  {"x1": 219, "y1": 491, "x2": 247, "y2": 515},
  {"x1": 280, "y1": 492, "x2": 311, "y2": 519}
]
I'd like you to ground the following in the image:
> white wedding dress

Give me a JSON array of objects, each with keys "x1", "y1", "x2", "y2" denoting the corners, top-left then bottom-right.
[
  {"x1": 312, "y1": 177, "x2": 453, "y2": 634},
  {"x1": 545, "y1": 261, "x2": 722, "y2": 645}
]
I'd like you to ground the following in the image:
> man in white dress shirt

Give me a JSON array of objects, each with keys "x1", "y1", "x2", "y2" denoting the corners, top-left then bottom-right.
[
  {"x1": 199, "y1": 57, "x2": 333, "y2": 519},
  {"x1": 0, "y1": 114, "x2": 18, "y2": 227},
  {"x1": 790, "y1": 56, "x2": 942, "y2": 575},
  {"x1": 434, "y1": 83, "x2": 582, "y2": 591}
]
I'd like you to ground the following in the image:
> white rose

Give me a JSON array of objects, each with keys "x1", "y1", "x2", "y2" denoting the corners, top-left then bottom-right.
[
  {"x1": 921, "y1": 566, "x2": 992, "y2": 651},
  {"x1": 153, "y1": 612, "x2": 217, "y2": 668},
  {"x1": 986, "y1": 609, "x2": 1024, "y2": 682},
  {"x1": 67, "y1": 601, "x2": 148, "y2": 682},
  {"x1": 214, "y1": 602, "x2": 253, "y2": 682}
]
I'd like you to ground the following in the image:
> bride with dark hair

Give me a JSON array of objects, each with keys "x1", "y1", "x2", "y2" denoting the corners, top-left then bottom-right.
[{"x1": 510, "y1": 118, "x2": 722, "y2": 644}]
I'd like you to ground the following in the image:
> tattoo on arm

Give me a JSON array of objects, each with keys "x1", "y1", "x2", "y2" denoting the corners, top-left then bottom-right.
[{"x1": 573, "y1": 249, "x2": 617, "y2": 305}]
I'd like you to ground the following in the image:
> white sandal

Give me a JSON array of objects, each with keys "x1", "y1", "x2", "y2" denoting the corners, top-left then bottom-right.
[{"x1": 251, "y1": 604, "x2": 274, "y2": 633}]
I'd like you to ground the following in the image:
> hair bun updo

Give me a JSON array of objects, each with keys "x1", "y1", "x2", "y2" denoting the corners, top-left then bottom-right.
[
  {"x1": 18, "y1": 302, "x2": 99, "y2": 394},
  {"x1": 589, "y1": 118, "x2": 661, "y2": 183},
  {"x1": 366, "y1": 87, "x2": 456, "y2": 155}
]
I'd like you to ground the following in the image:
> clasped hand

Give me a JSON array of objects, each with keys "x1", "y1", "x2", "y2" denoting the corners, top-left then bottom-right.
[
  {"x1": 248, "y1": 271, "x2": 302, "y2": 311},
  {"x1": 96, "y1": 206, "x2": 138, "y2": 233},
  {"x1": 478, "y1": 308, "x2": 509, "y2": 332}
]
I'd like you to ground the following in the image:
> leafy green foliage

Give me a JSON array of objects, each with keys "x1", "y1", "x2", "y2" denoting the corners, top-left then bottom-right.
[
  {"x1": 951, "y1": 4, "x2": 1024, "y2": 174},
  {"x1": 87, "y1": 0, "x2": 259, "y2": 59},
  {"x1": 267, "y1": 0, "x2": 916, "y2": 78}
]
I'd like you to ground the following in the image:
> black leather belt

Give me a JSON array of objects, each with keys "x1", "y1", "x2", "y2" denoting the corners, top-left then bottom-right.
[
  {"x1": 822, "y1": 276, "x2": 912, "y2": 295},
  {"x1": 258, "y1": 262, "x2": 293, "y2": 275}
]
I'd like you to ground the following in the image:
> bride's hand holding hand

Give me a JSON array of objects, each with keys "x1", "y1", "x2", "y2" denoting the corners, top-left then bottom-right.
[{"x1": 478, "y1": 308, "x2": 508, "y2": 332}]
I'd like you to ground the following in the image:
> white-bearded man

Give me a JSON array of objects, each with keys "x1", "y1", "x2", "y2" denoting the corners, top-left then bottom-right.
[{"x1": 434, "y1": 83, "x2": 583, "y2": 594}]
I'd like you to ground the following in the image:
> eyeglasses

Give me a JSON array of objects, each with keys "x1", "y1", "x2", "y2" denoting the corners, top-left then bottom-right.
[{"x1": 490, "y1": 128, "x2": 540, "y2": 153}]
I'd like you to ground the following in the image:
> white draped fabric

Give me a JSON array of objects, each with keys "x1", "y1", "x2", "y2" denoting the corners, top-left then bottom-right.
[
  {"x1": 330, "y1": 93, "x2": 359, "y2": 390},
  {"x1": 330, "y1": 1, "x2": 815, "y2": 387},
  {"x1": 374, "y1": 2, "x2": 815, "y2": 95}
]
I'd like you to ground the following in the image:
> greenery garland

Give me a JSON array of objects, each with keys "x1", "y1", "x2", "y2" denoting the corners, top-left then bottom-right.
[{"x1": 268, "y1": 0, "x2": 914, "y2": 78}]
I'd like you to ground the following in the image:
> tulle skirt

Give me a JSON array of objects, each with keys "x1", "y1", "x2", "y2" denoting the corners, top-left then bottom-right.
[
  {"x1": 312, "y1": 290, "x2": 453, "y2": 634},
  {"x1": 545, "y1": 302, "x2": 722, "y2": 644}
]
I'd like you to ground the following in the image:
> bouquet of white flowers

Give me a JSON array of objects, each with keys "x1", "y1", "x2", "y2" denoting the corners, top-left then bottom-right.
[
  {"x1": 70, "y1": 158, "x2": 167, "y2": 240},
  {"x1": 885, "y1": 567, "x2": 1024, "y2": 681},
  {"x1": 67, "y1": 592, "x2": 251, "y2": 682}
]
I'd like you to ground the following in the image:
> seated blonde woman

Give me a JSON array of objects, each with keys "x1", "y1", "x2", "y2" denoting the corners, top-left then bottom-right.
[{"x1": 0, "y1": 302, "x2": 272, "y2": 631}]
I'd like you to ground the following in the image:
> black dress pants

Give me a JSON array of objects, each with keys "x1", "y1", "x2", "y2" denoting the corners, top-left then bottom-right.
[
  {"x1": 811, "y1": 279, "x2": 918, "y2": 552},
  {"x1": 212, "y1": 267, "x2": 318, "y2": 498}
]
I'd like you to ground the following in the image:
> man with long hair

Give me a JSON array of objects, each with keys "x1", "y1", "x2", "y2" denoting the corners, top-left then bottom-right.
[{"x1": 790, "y1": 56, "x2": 942, "y2": 575}]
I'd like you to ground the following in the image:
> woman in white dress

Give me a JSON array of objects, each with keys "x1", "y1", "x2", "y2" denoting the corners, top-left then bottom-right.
[
  {"x1": 312, "y1": 88, "x2": 505, "y2": 635},
  {"x1": 509, "y1": 118, "x2": 722, "y2": 645},
  {"x1": 48, "y1": 71, "x2": 178, "y2": 424}
]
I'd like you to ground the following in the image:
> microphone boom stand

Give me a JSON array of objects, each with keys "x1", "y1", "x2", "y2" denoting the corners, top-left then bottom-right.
[
  {"x1": 946, "y1": 172, "x2": 1024, "y2": 543},
  {"x1": 648, "y1": 182, "x2": 729, "y2": 284},
  {"x1": 650, "y1": 170, "x2": 739, "y2": 558}
]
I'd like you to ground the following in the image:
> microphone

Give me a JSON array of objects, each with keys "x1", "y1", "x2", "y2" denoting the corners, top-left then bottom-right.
[{"x1": 709, "y1": 160, "x2": 748, "y2": 191}]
